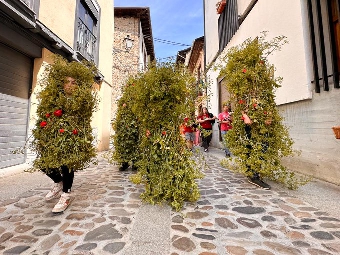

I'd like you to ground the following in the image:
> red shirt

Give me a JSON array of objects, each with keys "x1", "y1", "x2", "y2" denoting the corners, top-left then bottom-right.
[
  {"x1": 183, "y1": 117, "x2": 194, "y2": 133},
  {"x1": 197, "y1": 114, "x2": 212, "y2": 130},
  {"x1": 218, "y1": 112, "x2": 232, "y2": 131}
]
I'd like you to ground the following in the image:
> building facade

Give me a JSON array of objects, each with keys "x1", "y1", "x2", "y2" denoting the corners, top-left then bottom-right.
[
  {"x1": 112, "y1": 7, "x2": 155, "y2": 119},
  {"x1": 177, "y1": 36, "x2": 205, "y2": 112},
  {"x1": 204, "y1": 0, "x2": 340, "y2": 185},
  {"x1": 0, "y1": 0, "x2": 114, "y2": 169}
]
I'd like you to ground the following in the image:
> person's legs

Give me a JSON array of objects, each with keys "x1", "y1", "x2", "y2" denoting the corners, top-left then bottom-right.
[
  {"x1": 206, "y1": 132, "x2": 212, "y2": 148},
  {"x1": 61, "y1": 165, "x2": 74, "y2": 193},
  {"x1": 247, "y1": 172, "x2": 271, "y2": 190},
  {"x1": 119, "y1": 162, "x2": 129, "y2": 171},
  {"x1": 244, "y1": 143, "x2": 271, "y2": 190},
  {"x1": 201, "y1": 134, "x2": 208, "y2": 151},
  {"x1": 221, "y1": 130, "x2": 231, "y2": 157},
  {"x1": 52, "y1": 165, "x2": 73, "y2": 213},
  {"x1": 43, "y1": 168, "x2": 63, "y2": 201},
  {"x1": 185, "y1": 132, "x2": 194, "y2": 150}
]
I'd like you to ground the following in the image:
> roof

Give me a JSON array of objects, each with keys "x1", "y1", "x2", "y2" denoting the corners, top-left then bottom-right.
[
  {"x1": 176, "y1": 47, "x2": 191, "y2": 64},
  {"x1": 114, "y1": 7, "x2": 155, "y2": 61},
  {"x1": 187, "y1": 36, "x2": 204, "y2": 72}
]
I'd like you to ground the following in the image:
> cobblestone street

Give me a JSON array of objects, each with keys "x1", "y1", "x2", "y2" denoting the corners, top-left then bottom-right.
[{"x1": 0, "y1": 150, "x2": 340, "y2": 255}]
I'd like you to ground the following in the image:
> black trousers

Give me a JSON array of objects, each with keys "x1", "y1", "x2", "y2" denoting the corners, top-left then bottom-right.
[
  {"x1": 42, "y1": 165, "x2": 74, "y2": 193},
  {"x1": 201, "y1": 129, "x2": 212, "y2": 149}
]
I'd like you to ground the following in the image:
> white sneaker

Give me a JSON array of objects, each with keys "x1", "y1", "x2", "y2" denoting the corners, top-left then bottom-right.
[
  {"x1": 52, "y1": 192, "x2": 71, "y2": 213},
  {"x1": 45, "y1": 182, "x2": 63, "y2": 201}
]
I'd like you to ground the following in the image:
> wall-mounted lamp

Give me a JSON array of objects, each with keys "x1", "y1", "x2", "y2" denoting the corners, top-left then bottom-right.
[{"x1": 124, "y1": 35, "x2": 134, "y2": 51}]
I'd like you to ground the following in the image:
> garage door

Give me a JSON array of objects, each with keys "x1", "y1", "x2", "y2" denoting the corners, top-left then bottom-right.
[{"x1": 0, "y1": 43, "x2": 32, "y2": 168}]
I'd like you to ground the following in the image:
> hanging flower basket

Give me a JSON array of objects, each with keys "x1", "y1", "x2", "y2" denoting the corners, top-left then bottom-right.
[
  {"x1": 332, "y1": 126, "x2": 340, "y2": 139},
  {"x1": 216, "y1": 0, "x2": 227, "y2": 14}
]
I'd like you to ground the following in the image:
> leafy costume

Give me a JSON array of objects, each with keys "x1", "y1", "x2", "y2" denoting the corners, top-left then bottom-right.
[
  {"x1": 111, "y1": 80, "x2": 140, "y2": 169},
  {"x1": 114, "y1": 62, "x2": 204, "y2": 211},
  {"x1": 30, "y1": 57, "x2": 98, "y2": 173},
  {"x1": 217, "y1": 33, "x2": 308, "y2": 189}
]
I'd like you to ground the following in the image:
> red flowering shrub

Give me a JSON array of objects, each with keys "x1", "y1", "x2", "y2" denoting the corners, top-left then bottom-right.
[
  {"x1": 53, "y1": 109, "x2": 62, "y2": 117},
  {"x1": 40, "y1": 121, "x2": 47, "y2": 128}
]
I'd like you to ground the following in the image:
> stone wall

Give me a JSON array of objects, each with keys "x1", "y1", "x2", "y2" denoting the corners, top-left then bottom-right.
[{"x1": 112, "y1": 16, "x2": 141, "y2": 121}]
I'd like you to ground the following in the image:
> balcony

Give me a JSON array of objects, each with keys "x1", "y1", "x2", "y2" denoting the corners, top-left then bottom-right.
[{"x1": 76, "y1": 18, "x2": 97, "y2": 63}]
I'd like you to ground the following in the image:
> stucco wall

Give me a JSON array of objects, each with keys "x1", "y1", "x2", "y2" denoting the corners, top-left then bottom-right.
[
  {"x1": 92, "y1": 0, "x2": 114, "y2": 151},
  {"x1": 38, "y1": 0, "x2": 77, "y2": 47},
  {"x1": 204, "y1": 0, "x2": 219, "y2": 66}
]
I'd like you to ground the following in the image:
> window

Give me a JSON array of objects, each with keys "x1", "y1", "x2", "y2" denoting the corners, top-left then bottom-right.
[
  {"x1": 307, "y1": 0, "x2": 340, "y2": 91},
  {"x1": 75, "y1": 0, "x2": 99, "y2": 64},
  {"x1": 330, "y1": 0, "x2": 340, "y2": 74}
]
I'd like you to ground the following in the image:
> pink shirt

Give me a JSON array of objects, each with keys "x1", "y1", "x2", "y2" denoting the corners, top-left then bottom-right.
[{"x1": 218, "y1": 112, "x2": 232, "y2": 131}]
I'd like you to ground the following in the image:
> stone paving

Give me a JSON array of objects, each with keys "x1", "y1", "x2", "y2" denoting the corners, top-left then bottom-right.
[
  {"x1": 0, "y1": 152, "x2": 339, "y2": 254},
  {"x1": 0, "y1": 156, "x2": 144, "y2": 255},
  {"x1": 170, "y1": 154, "x2": 340, "y2": 255}
]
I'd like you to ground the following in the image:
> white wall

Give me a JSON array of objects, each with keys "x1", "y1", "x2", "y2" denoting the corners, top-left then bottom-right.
[
  {"x1": 204, "y1": 0, "x2": 220, "y2": 66},
  {"x1": 211, "y1": 0, "x2": 311, "y2": 105},
  {"x1": 204, "y1": 0, "x2": 340, "y2": 185}
]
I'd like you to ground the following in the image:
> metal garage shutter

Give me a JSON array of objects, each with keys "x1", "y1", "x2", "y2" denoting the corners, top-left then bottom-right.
[{"x1": 0, "y1": 43, "x2": 32, "y2": 168}]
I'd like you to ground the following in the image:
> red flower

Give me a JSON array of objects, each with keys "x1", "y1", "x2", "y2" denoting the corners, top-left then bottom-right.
[
  {"x1": 59, "y1": 129, "x2": 65, "y2": 133},
  {"x1": 132, "y1": 83, "x2": 135, "y2": 86},
  {"x1": 264, "y1": 111, "x2": 268, "y2": 115},
  {"x1": 72, "y1": 129, "x2": 78, "y2": 135},
  {"x1": 253, "y1": 103, "x2": 257, "y2": 108},
  {"x1": 146, "y1": 130, "x2": 151, "y2": 137},
  {"x1": 54, "y1": 109, "x2": 63, "y2": 117},
  {"x1": 242, "y1": 68, "x2": 247, "y2": 73},
  {"x1": 259, "y1": 60, "x2": 264, "y2": 65},
  {"x1": 239, "y1": 99, "x2": 245, "y2": 104},
  {"x1": 162, "y1": 131, "x2": 166, "y2": 136},
  {"x1": 45, "y1": 113, "x2": 51, "y2": 118},
  {"x1": 40, "y1": 121, "x2": 47, "y2": 128},
  {"x1": 122, "y1": 103, "x2": 127, "y2": 107},
  {"x1": 241, "y1": 116, "x2": 245, "y2": 120}
]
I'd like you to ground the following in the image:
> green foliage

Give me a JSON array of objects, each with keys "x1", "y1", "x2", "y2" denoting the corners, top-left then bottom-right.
[
  {"x1": 112, "y1": 62, "x2": 204, "y2": 211},
  {"x1": 111, "y1": 79, "x2": 140, "y2": 164},
  {"x1": 28, "y1": 55, "x2": 99, "y2": 172},
  {"x1": 217, "y1": 33, "x2": 309, "y2": 189}
]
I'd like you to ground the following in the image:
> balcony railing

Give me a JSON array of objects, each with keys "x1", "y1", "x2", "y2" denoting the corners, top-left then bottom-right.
[
  {"x1": 20, "y1": 0, "x2": 34, "y2": 10},
  {"x1": 76, "y1": 18, "x2": 97, "y2": 63}
]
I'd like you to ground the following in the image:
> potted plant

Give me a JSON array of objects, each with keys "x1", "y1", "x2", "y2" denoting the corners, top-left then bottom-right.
[{"x1": 216, "y1": 0, "x2": 227, "y2": 14}]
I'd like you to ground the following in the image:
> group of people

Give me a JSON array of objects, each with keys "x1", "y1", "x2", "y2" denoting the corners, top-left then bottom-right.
[
  {"x1": 182, "y1": 104, "x2": 271, "y2": 190},
  {"x1": 183, "y1": 104, "x2": 233, "y2": 155},
  {"x1": 30, "y1": 57, "x2": 273, "y2": 216}
]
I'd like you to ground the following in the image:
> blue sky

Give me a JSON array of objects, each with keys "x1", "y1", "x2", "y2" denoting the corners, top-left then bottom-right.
[{"x1": 114, "y1": 0, "x2": 204, "y2": 61}]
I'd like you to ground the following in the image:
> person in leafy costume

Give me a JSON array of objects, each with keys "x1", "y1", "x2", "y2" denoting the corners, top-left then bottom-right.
[
  {"x1": 216, "y1": 33, "x2": 309, "y2": 190},
  {"x1": 31, "y1": 56, "x2": 98, "y2": 213},
  {"x1": 111, "y1": 80, "x2": 140, "y2": 171},
  {"x1": 125, "y1": 62, "x2": 205, "y2": 211}
]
